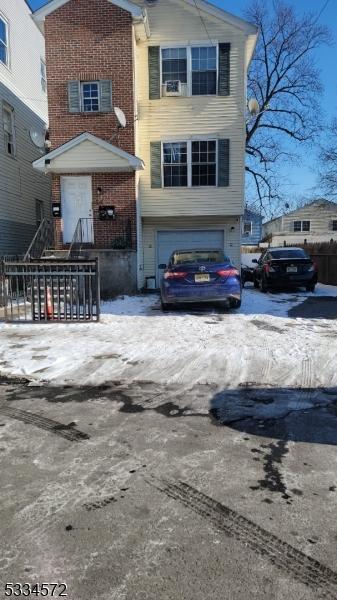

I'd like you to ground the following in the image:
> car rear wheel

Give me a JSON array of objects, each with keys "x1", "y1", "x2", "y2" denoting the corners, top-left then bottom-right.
[
  {"x1": 161, "y1": 301, "x2": 173, "y2": 312},
  {"x1": 253, "y1": 277, "x2": 259, "y2": 289},
  {"x1": 230, "y1": 299, "x2": 241, "y2": 309},
  {"x1": 260, "y1": 276, "x2": 268, "y2": 293},
  {"x1": 306, "y1": 283, "x2": 316, "y2": 293}
]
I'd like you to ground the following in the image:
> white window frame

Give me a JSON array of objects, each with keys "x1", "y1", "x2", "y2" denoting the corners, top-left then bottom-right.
[
  {"x1": 243, "y1": 221, "x2": 252, "y2": 236},
  {"x1": 293, "y1": 220, "x2": 311, "y2": 232},
  {"x1": 3, "y1": 102, "x2": 15, "y2": 157},
  {"x1": 40, "y1": 58, "x2": 47, "y2": 93},
  {"x1": 161, "y1": 139, "x2": 218, "y2": 189},
  {"x1": 80, "y1": 81, "x2": 101, "y2": 113},
  {"x1": 160, "y1": 42, "x2": 218, "y2": 98},
  {"x1": 0, "y1": 13, "x2": 9, "y2": 68}
]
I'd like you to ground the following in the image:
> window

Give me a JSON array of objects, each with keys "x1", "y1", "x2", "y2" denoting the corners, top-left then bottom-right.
[
  {"x1": 191, "y1": 140, "x2": 216, "y2": 186},
  {"x1": 3, "y1": 103, "x2": 15, "y2": 156},
  {"x1": 163, "y1": 142, "x2": 188, "y2": 187},
  {"x1": 162, "y1": 47, "x2": 187, "y2": 85},
  {"x1": 36, "y1": 200, "x2": 44, "y2": 228},
  {"x1": 163, "y1": 140, "x2": 218, "y2": 188},
  {"x1": 270, "y1": 249, "x2": 309, "y2": 259},
  {"x1": 81, "y1": 82, "x2": 99, "y2": 112},
  {"x1": 191, "y1": 46, "x2": 217, "y2": 95},
  {"x1": 243, "y1": 221, "x2": 252, "y2": 236},
  {"x1": 332, "y1": 220, "x2": 337, "y2": 232},
  {"x1": 161, "y1": 45, "x2": 217, "y2": 96},
  {"x1": 294, "y1": 220, "x2": 310, "y2": 232},
  {"x1": 0, "y1": 15, "x2": 8, "y2": 66},
  {"x1": 40, "y1": 59, "x2": 47, "y2": 93}
]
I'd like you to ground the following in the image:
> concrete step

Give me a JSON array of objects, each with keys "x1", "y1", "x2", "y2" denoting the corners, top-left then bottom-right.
[{"x1": 41, "y1": 249, "x2": 69, "y2": 259}]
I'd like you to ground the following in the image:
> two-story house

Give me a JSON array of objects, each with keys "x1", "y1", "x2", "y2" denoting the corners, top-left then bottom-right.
[
  {"x1": 32, "y1": 0, "x2": 257, "y2": 290},
  {"x1": 0, "y1": 0, "x2": 50, "y2": 256},
  {"x1": 262, "y1": 199, "x2": 337, "y2": 246}
]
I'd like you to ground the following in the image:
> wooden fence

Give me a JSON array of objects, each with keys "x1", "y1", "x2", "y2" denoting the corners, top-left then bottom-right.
[{"x1": 310, "y1": 254, "x2": 337, "y2": 286}]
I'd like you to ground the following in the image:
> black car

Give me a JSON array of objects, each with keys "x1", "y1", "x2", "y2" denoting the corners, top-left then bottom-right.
[{"x1": 252, "y1": 247, "x2": 318, "y2": 292}]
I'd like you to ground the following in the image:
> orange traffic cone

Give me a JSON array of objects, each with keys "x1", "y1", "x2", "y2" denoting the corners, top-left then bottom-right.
[{"x1": 46, "y1": 285, "x2": 53, "y2": 320}]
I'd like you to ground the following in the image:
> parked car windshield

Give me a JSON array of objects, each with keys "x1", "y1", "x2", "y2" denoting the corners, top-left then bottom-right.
[
  {"x1": 171, "y1": 250, "x2": 227, "y2": 265},
  {"x1": 269, "y1": 249, "x2": 308, "y2": 259}
]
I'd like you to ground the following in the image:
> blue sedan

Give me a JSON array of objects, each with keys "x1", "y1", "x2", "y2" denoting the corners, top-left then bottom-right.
[{"x1": 159, "y1": 249, "x2": 241, "y2": 310}]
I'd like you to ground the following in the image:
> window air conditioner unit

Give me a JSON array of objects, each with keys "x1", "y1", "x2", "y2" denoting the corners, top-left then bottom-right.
[{"x1": 163, "y1": 80, "x2": 182, "y2": 97}]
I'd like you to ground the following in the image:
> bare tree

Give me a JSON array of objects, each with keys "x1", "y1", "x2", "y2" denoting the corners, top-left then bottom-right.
[
  {"x1": 319, "y1": 119, "x2": 337, "y2": 199},
  {"x1": 245, "y1": 0, "x2": 331, "y2": 214}
]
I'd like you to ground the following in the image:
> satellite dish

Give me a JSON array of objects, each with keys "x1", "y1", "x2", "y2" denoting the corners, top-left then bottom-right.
[
  {"x1": 248, "y1": 98, "x2": 260, "y2": 116},
  {"x1": 114, "y1": 107, "x2": 127, "y2": 129},
  {"x1": 30, "y1": 128, "x2": 45, "y2": 148}
]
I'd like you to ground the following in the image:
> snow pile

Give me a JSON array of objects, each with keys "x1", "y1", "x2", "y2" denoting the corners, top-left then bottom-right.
[{"x1": 0, "y1": 286, "x2": 336, "y2": 389}]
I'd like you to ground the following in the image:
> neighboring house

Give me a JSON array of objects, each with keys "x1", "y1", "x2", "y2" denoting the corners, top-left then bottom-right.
[
  {"x1": 241, "y1": 207, "x2": 262, "y2": 246},
  {"x1": 262, "y1": 199, "x2": 337, "y2": 246},
  {"x1": 0, "y1": 0, "x2": 50, "y2": 256},
  {"x1": 32, "y1": 0, "x2": 258, "y2": 289}
]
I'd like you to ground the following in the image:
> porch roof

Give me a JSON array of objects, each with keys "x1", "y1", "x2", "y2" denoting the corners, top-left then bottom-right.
[{"x1": 32, "y1": 132, "x2": 145, "y2": 174}]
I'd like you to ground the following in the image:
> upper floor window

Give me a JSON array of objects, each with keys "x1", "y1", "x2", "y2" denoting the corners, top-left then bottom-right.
[
  {"x1": 243, "y1": 221, "x2": 252, "y2": 236},
  {"x1": 40, "y1": 59, "x2": 47, "y2": 93},
  {"x1": 191, "y1": 47, "x2": 217, "y2": 95},
  {"x1": 191, "y1": 140, "x2": 216, "y2": 186},
  {"x1": 163, "y1": 140, "x2": 217, "y2": 188},
  {"x1": 3, "y1": 103, "x2": 15, "y2": 157},
  {"x1": 81, "y1": 82, "x2": 99, "y2": 112},
  {"x1": 294, "y1": 220, "x2": 310, "y2": 232},
  {"x1": 0, "y1": 15, "x2": 9, "y2": 67},
  {"x1": 68, "y1": 80, "x2": 112, "y2": 113},
  {"x1": 161, "y1": 45, "x2": 217, "y2": 97},
  {"x1": 163, "y1": 142, "x2": 188, "y2": 187},
  {"x1": 332, "y1": 220, "x2": 337, "y2": 232}
]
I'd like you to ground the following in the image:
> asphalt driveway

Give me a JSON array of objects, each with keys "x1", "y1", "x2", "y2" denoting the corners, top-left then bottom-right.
[{"x1": 1, "y1": 377, "x2": 337, "y2": 600}]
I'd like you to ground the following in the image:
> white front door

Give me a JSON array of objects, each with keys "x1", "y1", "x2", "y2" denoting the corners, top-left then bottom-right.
[{"x1": 61, "y1": 176, "x2": 93, "y2": 244}]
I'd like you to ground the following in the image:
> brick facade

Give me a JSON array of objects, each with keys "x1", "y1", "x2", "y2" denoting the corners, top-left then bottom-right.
[{"x1": 45, "y1": 0, "x2": 137, "y2": 249}]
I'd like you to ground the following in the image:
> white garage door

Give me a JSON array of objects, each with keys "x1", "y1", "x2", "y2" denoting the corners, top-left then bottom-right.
[{"x1": 157, "y1": 229, "x2": 224, "y2": 282}]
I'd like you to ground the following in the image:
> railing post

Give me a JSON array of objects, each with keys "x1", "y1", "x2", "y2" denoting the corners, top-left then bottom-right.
[{"x1": 96, "y1": 257, "x2": 100, "y2": 321}]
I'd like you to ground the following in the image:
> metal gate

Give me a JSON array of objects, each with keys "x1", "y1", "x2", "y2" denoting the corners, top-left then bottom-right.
[{"x1": 0, "y1": 260, "x2": 100, "y2": 322}]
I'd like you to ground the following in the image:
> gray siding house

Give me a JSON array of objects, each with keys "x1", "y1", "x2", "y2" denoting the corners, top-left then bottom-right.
[
  {"x1": 241, "y1": 208, "x2": 262, "y2": 246},
  {"x1": 0, "y1": 0, "x2": 50, "y2": 256},
  {"x1": 262, "y1": 199, "x2": 337, "y2": 246}
]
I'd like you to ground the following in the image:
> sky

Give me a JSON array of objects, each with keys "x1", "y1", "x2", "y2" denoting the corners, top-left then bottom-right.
[{"x1": 28, "y1": 0, "x2": 337, "y2": 203}]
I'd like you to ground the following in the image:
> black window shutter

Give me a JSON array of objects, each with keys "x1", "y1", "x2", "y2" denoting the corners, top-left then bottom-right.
[
  {"x1": 148, "y1": 46, "x2": 161, "y2": 100},
  {"x1": 218, "y1": 139, "x2": 230, "y2": 187},
  {"x1": 99, "y1": 80, "x2": 112, "y2": 112},
  {"x1": 218, "y1": 43, "x2": 230, "y2": 96},
  {"x1": 150, "y1": 142, "x2": 162, "y2": 188},
  {"x1": 68, "y1": 80, "x2": 81, "y2": 113}
]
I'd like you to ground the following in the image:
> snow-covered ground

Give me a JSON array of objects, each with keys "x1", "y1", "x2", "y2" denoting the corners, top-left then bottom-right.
[{"x1": 0, "y1": 285, "x2": 337, "y2": 389}]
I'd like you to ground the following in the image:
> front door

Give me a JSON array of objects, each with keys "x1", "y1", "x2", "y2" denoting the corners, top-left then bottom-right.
[{"x1": 61, "y1": 176, "x2": 93, "y2": 244}]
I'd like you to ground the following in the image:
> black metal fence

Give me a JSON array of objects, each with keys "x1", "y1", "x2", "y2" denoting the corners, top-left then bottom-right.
[{"x1": 0, "y1": 260, "x2": 100, "y2": 322}]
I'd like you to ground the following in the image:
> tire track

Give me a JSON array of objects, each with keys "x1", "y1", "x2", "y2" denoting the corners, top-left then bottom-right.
[
  {"x1": 150, "y1": 478, "x2": 337, "y2": 599},
  {"x1": 0, "y1": 405, "x2": 90, "y2": 442}
]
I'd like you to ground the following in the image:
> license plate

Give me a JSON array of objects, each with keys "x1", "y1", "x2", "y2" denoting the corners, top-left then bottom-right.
[
  {"x1": 195, "y1": 273, "x2": 210, "y2": 283},
  {"x1": 287, "y1": 266, "x2": 297, "y2": 273}
]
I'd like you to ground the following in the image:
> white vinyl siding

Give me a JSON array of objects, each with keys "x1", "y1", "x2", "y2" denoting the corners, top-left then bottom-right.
[
  {"x1": 49, "y1": 139, "x2": 132, "y2": 173},
  {"x1": 135, "y1": 0, "x2": 246, "y2": 217},
  {"x1": 0, "y1": 83, "x2": 51, "y2": 255}
]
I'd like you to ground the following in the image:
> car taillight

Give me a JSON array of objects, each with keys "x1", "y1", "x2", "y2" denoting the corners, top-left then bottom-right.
[
  {"x1": 164, "y1": 271, "x2": 187, "y2": 280},
  {"x1": 217, "y1": 268, "x2": 239, "y2": 277},
  {"x1": 263, "y1": 263, "x2": 275, "y2": 273}
]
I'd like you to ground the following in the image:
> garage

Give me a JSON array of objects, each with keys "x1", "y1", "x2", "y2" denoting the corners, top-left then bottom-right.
[{"x1": 157, "y1": 229, "x2": 224, "y2": 282}]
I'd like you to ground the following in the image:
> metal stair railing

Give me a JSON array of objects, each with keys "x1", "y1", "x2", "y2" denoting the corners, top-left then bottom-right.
[
  {"x1": 68, "y1": 218, "x2": 85, "y2": 259},
  {"x1": 24, "y1": 219, "x2": 54, "y2": 261}
]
